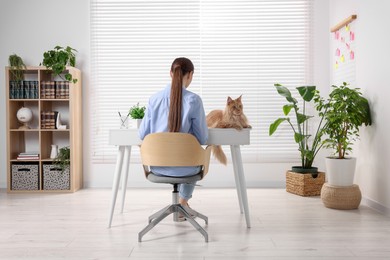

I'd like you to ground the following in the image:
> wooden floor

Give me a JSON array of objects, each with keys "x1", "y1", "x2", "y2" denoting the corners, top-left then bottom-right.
[{"x1": 1, "y1": 188, "x2": 390, "y2": 259}]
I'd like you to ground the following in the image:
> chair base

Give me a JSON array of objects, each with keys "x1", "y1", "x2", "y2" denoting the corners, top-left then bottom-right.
[{"x1": 138, "y1": 203, "x2": 209, "y2": 242}]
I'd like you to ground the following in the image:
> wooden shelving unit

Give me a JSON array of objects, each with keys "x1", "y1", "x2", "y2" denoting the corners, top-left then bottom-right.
[{"x1": 5, "y1": 66, "x2": 83, "y2": 192}]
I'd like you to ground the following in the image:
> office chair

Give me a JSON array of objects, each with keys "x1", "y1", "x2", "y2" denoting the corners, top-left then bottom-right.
[{"x1": 138, "y1": 132, "x2": 212, "y2": 242}]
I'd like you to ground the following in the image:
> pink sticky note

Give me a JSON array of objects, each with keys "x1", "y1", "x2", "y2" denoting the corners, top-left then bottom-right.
[
  {"x1": 350, "y1": 31, "x2": 355, "y2": 41},
  {"x1": 346, "y1": 43, "x2": 350, "y2": 50},
  {"x1": 341, "y1": 37, "x2": 345, "y2": 43},
  {"x1": 335, "y1": 31, "x2": 340, "y2": 40},
  {"x1": 350, "y1": 51, "x2": 355, "y2": 60},
  {"x1": 335, "y1": 48, "x2": 340, "y2": 56}
]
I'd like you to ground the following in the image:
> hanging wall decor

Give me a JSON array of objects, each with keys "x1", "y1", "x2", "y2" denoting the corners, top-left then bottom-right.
[{"x1": 331, "y1": 15, "x2": 357, "y2": 87}]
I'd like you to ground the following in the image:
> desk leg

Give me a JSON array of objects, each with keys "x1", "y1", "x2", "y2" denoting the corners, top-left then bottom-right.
[
  {"x1": 231, "y1": 145, "x2": 251, "y2": 228},
  {"x1": 120, "y1": 146, "x2": 132, "y2": 213},
  {"x1": 230, "y1": 145, "x2": 244, "y2": 214},
  {"x1": 108, "y1": 146, "x2": 125, "y2": 228}
]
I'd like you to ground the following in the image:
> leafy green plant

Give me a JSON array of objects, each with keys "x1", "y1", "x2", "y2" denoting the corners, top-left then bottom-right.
[
  {"x1": 41, "y1": 46, "x2": 78, "y2": 83},
  {"x1": 269, "y1": 83, "x2": 327, "y2": 170},
  {"x1": 316, "y1": 82, "x2": 372, "y2": 159},
  {"x1": 8, "y1": 54, "x2": 27, "y2": 82},
  {"x1": 129, "y1": 103, "x2": 146, "y2": 119},
  {"x1": 53, "y1": 146, "x2": 70, "y2": 172}
]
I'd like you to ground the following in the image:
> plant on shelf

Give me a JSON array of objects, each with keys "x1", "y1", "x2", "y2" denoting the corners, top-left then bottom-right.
[
  {"x1": 53, "y1": 146, "x2": 70, "y2": 172},
  {"x1": 40, "y1": 46, "x2": 78, "y2": 83},
  {"x1": 129, "y1": 103, "x2": 146, "y2": 119},
  {"x1": 8, "y1": 54, "x2": 27, "y2": 82},
  {"x1": 316, "y1": 82, "x2": 372, "y2": 187},
  {"x1": 269, "y1": 83, "x2": 327, "y2": 173}
]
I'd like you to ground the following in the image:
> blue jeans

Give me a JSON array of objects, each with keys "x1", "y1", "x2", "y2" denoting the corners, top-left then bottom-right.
[
  {"x1": 179, "y1": 183, "x2": 196, "y2": 201},
  {"x1": 151, "y1": 166, "x2": 201, "y2": 201}
]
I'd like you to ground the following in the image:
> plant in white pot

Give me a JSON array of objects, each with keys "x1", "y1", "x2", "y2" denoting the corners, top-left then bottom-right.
[
  {"x1": 129, "y1": 103, "x2": 146, "y2": 128},
  {"x1": 317, "y1": 82, "x2": 372, "y2": 186}
]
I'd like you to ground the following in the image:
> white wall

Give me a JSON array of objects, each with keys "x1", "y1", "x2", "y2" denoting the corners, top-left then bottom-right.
[
  {"x1": 329, "y1": 0, "x2": 390, "y2": 214},
  {"x1": 0, "y1": 0, "x2": 91, "y2": 188},
  {"x1": 0, "y1": 0, "x2": 329, "y2": 189}
]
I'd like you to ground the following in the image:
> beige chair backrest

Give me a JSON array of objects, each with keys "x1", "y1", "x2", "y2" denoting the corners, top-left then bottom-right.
[{"x1": 140, "y1": 132, "x2": 212, "y2": 178}]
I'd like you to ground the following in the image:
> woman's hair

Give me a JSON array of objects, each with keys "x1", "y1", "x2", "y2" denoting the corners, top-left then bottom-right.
[{"x1": 168, "y1": 57, "x2": 194, "y2": 132}]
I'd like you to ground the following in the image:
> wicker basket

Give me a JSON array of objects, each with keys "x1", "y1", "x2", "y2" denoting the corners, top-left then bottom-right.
[
  {"x1": 286, "y1": 171, "x2": 325, "y2": 196},
  {"x1": 321, "y1": 183, "x2": 361, "y2": 209}
]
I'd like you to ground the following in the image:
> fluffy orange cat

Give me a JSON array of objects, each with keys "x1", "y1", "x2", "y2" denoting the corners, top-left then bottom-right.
[{"x1": 206, "y1": 95, "x2": 251, "y2": 165}]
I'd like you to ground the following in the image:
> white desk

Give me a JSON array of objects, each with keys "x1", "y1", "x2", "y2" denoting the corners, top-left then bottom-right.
[{"x1": 108, "y1": 128, "x2": 251, "y2": 228}]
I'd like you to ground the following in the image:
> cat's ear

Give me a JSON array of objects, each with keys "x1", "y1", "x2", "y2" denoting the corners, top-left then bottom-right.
[
  {"x1": 227, "y1": 96, "x2": 233, "y2": 103},
  {"x1": 238, "y1": 94, "x2": 242, "y2": 101}
]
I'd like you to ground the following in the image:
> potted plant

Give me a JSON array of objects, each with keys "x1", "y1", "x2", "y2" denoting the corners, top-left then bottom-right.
[
  {"x1": 8, "y1": 54, "x2": 27, "y2": 82},
  {"x1": 53, "y1": 146, "x2": 70, "y2": 173},
  {"x1": 9, "y1": 54, "x2": 27, "y2": 99},
  {"x1": 269, "y1": 83, "x2": 327, "y2": 196},
  {"x1": 317, "y1": 82, "x2": 372, "y2": 186},
  {"x1": 40, "y1": 46, "x2": 78, "y2": 83},
  {"x1": 128, "y1": 103, "x2": 146, "y2": 128}
]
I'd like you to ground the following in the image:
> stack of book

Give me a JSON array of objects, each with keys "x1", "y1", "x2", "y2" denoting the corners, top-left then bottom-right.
[
  {"x1": 55, "y1": 81, "x2": 70, "y2": 99},
  {"x1": 41, "y1": 111, "x2": 58, "y2": 129},
  {"x1": 9, "y1": 80, "x2": 39, "y2": 99},
  {"x1": 41, "y1": 81, "x2": 70, "y2": 99},
  {"x1": 40, "y1": 81, "x2": 56, "y2": 99},
  {"x1": 17, "y1": 152, "x2": 39, "y2": 160}
]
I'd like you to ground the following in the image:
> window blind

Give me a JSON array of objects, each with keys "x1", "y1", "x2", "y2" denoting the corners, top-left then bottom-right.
[{"x1": 91, "y1": 0, "x2": 313, "y2": 163}]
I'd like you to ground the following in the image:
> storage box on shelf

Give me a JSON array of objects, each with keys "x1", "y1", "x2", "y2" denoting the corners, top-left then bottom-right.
[{"x1": 5, "y1": 66, "x2": 82, "y2": 193}]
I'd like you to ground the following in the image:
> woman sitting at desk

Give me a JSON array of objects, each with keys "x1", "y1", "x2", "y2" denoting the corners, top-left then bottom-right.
[{"x1": 139, "y1": 57, "x2": 208, "y2": 213}]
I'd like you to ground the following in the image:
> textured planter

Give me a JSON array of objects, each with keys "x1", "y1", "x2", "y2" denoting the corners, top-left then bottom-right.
[
  {"x1": 325, "y1": 157, "x2": 356, "y2": 186},
  {"x1": 286, "y1": 171, "x2": 325, "y2": 196},
  {"x1": 321, "y1": 183, "x2": 361, "y2": 209}
]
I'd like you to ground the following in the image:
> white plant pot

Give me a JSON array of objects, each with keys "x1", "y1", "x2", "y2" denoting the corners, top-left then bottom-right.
[
  {"x1": 325, "y1": 157, "x2": 357, "y2": 186},
  {"x1": 130, "y1": 119, "x2": 143, "y2": 129}
]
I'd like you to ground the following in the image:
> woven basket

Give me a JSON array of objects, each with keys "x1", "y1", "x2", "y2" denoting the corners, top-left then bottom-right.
[
  {"x1": 286, "y1": 171, "x2": 325, "y2": 196},
  {"x1": 321, "y1": 183, "x2": 361, "y2": 209}
]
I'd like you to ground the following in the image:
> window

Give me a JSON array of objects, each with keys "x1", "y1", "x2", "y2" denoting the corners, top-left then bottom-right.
[{"x1": 91, "y1": 0, "x2": 313, "y2": 163}]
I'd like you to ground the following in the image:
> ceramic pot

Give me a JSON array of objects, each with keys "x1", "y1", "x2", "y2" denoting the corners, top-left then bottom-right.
[{"x1": 325, "y1": 157, "x2": 357, "y2": 186}]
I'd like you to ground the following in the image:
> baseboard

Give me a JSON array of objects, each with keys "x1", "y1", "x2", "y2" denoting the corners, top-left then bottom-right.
[{"x1": 362, "y1": 196, "x2": 390, "y2": 216}]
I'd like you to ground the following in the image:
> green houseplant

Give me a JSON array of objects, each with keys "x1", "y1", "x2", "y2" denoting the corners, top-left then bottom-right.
[
  {"x1": 41, "y1": 46, "x2": 78, "y2": 83},
  {"x1": 129, "y1": 103, "x2": 146, "y2": 119},
  {"x1": 8, "y1": 54, "x2": 27, "y2": 82},
  {"x1": 269, "y1": 83, "x2": 327, "y2": 172},
  {"x1": 269, "y1": 83, "x2": 328, "y2": 196},
  {"x1": 317, "y1": 82, "x2": 372, "y2": 186},
  {"x1": 128, "y1": 103, "x2": 146, "y2": 128},
  {"x1": 53, "y1": 146, "x2": 70, "y2": 172}
]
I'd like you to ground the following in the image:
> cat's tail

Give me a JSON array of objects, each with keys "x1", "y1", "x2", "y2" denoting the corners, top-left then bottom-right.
[{"x1": 212, "y1": 145, "x2": 227, "y2": 165}]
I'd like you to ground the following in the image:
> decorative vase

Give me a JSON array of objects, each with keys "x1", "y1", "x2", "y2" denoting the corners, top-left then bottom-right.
[
  {"x1": 325, "y1": 157, "x2": 356, "y2": 186},
  {"x1": 50, "y1": 144, "x2": 58, "y2": 159}
]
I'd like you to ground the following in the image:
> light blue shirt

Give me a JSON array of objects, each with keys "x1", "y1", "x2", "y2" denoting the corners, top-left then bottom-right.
[{"x1": 139, "y1": 83, "x2": 208, "y2": 177}]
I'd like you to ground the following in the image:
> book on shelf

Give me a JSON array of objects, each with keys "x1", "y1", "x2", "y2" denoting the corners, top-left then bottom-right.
[
  {"x1": 17, "y1": 152, "x2": 40, "y2": 160},
  {"x1": 55, "y1": 81, "x2": 70, "y2": 99},
  {"x1": 40, "y1": 111, "x2": 59, "y2": 129},
  {"x1": 19, "y1": 151, "x2": 39, "y2": 156},
  {"x1": 16, "y1": 156, "x2": 39, "y2": 160},
  {"x1": 9, "y1": 80, "x2": 39, "y2": 99},
  {"x1": 41, "y1": 81, "x2": 69, "y2": 99}
]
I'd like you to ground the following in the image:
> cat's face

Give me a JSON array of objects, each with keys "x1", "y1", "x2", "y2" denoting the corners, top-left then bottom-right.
[{"x1": 227, "y1": 96, "x2": 243, "y2": 116}]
